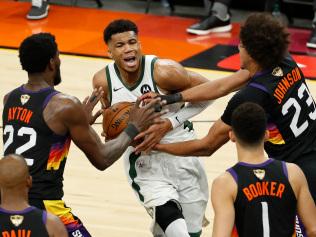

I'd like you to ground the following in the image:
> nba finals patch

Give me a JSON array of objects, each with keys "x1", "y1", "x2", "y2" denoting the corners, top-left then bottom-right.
[
  {"x1": 272, "y1": 67, "x2": 284, "y2": 77},
  {"x1": 20, "y1": 94, "x2": 30, "y2": 105},
  {"x1": 253, "y1": 169, "x2": 265, "y2": 180},
  {"x1": 10, "y1": 215, "x2": 24, "y2": 227}
]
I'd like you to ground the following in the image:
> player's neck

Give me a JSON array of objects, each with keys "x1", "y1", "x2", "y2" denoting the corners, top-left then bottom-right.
[
  {"x1": 26, "y1": 73, "x2": 54, "y2": 90},
  {"x1": 236, "y1": 143, "x2": 267, "y2": 164},
  {"x1": 248, "y1": 62, "x2": 263, "y2": 78},
  {"x1": 0, "y1": 191, "x2": 29, "y2": 211},
  {"x1": 117, "y1": 60, "x2": 142, "y2": 86}
]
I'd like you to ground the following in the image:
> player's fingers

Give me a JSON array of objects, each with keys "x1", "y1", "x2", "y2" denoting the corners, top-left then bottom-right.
[
  {"x1": 135, "y1": 137, "x2": 152, "y2": 153},
  {"x1": 144, "y1": 97, "x2": 161, "y2": 110},
  {"x1": 91, "y1": 109, "x2": 103, "y2": 123},
  {"x1": 134, "y1": 131, "x2": 146, "y2": 141},
  {"x1": 82, "y1": 96, "x2": 89, "y2": 105},
  {"x1": 135, "y1": 97, "x2": 141, "y2": 108}
]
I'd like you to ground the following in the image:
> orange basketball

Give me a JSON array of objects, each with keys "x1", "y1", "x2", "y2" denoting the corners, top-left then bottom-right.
[{"x1": 102, "y1": 102, "x2": 134, "y2": 140}]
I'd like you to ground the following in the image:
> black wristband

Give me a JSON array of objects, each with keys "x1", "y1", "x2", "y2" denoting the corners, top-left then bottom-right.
[
  {"x1": 124, "y1": 123, "x2": 139, "y2": 139},
  {"x1": 158, "y1": 93, "x2": 183, "y2": 105}
]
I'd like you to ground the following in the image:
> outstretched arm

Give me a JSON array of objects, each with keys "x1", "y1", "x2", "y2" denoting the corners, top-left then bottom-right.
[
  {"x1": 157, "y1": 69, "x2": 250, "y2": 104},
  {"x1": 60, "y1": 96, "x2": 164, "y2": 170},
  {"x1": 152, "y1": 118, "x2": 230, "y2": 157},
  {"x1": 287, "y1": 163, "x2": 316, "y2": 236},
  {"x1": 211, "y1": 172, "x2": 236, "y2": 237}
]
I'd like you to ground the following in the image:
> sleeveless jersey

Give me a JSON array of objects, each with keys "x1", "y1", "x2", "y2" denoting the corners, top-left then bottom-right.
[
  {"x1": 249, "y1": 56, "x2": 316, "y2": 161},
  {"x1": 106, "y1": 55, "x2": 190, "y2": 144},
  {"x1": 0, "y1": 206, "x2": 49, "y2": 237},
  {"x1": 227, "y1": 159, "x2": 297, "y2": 237},
  {"x1": 2, "y1": 86, "x2": 71, "y2": 200}
]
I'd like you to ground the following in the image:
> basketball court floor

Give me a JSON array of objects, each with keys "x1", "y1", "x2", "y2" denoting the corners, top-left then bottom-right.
[{"x1": 1, "y1": 1, "x2": 316, "y2": 236}]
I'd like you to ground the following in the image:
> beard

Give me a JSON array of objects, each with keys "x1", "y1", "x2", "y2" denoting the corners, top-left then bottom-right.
[{"x1": 53, "y1": 67, "x2": 62, "y2": 86}]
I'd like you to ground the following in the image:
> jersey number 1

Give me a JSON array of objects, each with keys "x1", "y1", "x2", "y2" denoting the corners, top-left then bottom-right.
[
  {"x1": 261, "y1": 202, "x2": 270, "y2": 237},
  {"x1": 3, "y1": 125, "x2": 36, "y2": 166}
]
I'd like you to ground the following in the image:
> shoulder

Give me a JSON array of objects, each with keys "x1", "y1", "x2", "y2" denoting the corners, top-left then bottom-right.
[
  {"x1": 93, "y1": 67, "x2": 107, "y2": 88},
  {"x1": 286, "y1": 162, "x2": 306, "y2": 194},
  {"x1": 46, "y1": 212, "x2": 67, "y2": 236},
  {"x1": 3, "y1": 92, "x2": 11, "y2": 105},
  {"x1": 212, "y1": 171, "x2": 237, "y2": 194},
  {"x1": 154, "y1": 59, "x2": 186, "y2": 78},
  {"x1": 46, "y1": 93, "x2": 83, "y2": 119}
]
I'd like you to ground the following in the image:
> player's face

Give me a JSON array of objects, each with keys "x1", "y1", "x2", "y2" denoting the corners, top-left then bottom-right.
[
  {"x1": 238, "y1": 42, "x2": 251, "y2": 70},
  {"x1": 53, "y1": 52, "x2": 61, "y2": 86},
  {"x1": 107, "y1": 31, "x2": 142, "y2": 73}
]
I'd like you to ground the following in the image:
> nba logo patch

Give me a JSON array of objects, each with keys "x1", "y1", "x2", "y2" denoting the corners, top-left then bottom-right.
[
  {"x1": 253, "y1": 169, "x2": 265, "y2": 180},
  {"x1": 20, "y1": 94, "x2": 30, "y2": 105},
  {"x1": 272, "y1": 67, "x2": 284, "y2": 77},
  {"x1": 10, "y1": 215, "x2": 24, "y2": 227}
]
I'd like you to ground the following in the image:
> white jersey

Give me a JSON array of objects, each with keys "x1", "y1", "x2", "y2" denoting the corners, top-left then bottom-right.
[{"x1": 105, "y1": 55, "x2": 208, "y2": 233}]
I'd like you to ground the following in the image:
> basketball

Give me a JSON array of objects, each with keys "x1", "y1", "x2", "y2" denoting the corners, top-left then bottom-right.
[{"x1": 102, "y1": 102, "x2": 134, "y2": 140}]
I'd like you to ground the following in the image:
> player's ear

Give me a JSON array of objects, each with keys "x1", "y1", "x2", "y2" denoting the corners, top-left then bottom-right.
[
  {"x1": 26, "y1": 175, "x2": 32, "y2": 188},
  {"x1": 264, "y1": 130, "x2": 269, "y2": 141},
  {"x1": 229, "y1": 130, "x2": 236, "y2": 143},
  {"x1": 107, "y1": 49, "x2": 112, "y2": 59},
  {"x1": 48, "y1": 58, "x2": 55, "y2": 70}
]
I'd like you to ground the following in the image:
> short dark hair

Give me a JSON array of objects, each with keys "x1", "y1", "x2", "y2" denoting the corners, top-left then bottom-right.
[
  {"x1": 19, "y1": 33, "x2": 58, "y2": 73},
  {"x1": 103, "y1": 19, "x2": 138, "y2": 44},
  {"x1": 240, "y1": 13, "x2": 290, "y2": 69},
  {"x1": 231, "y1": 102, "x2": 267, "y2": 146}
]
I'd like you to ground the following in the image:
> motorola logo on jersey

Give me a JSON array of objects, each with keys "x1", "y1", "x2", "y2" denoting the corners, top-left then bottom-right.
[{"x1": 140, "y1": 84, "x2": 152, "y2": 94}]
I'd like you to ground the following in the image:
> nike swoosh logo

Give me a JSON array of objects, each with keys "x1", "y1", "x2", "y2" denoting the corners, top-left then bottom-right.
[
  {"x1": 175, "y1": 116, "x2": 180, "y2": 124},
  {"x1": 113, "y1": 87, "x2": 123, "y2": 92}
]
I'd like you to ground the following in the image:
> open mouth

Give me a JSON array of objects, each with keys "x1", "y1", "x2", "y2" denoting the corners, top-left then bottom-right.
[{"x1": 123, "y1": 56, "x2": 137, "y2": 67}]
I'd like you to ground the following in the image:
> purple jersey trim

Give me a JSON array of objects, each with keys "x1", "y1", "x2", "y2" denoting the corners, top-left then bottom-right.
[
  {"x1": 238, "y1": 158, "x2": 273, "y2": 168},
  {"x1": 42, "y1": 91, "x2": 60, "y2": 109},
  {"x1": 248, "y1": 82, "x2": 269, "y2": 93},
  {"x1": 42, "y1": 210, "x2": 47, "y2": 225},
  {"x1": 19, "y1": 85, "x2": 52, "y2": 94},
  {"x1": 253, "y1": 69, "x2": 271, "y2": 78},
  {"x1": 227, "y1": 168, "x2": 238, "y2": 183},
  {"x1": 0, "y1": 206, "x2": 35, "y2": 214},
  {"x1": 281, "y1": 161, "x2": 288, "y2": 178}
]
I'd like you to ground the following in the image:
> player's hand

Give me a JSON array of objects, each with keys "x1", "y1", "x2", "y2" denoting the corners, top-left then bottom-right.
[
  {"x1": 134, "y1": 119, "x2": 172, "y2": 154},
  {"x1": 139, "y1": 92, "x2": 159, "y2": 105},
  {"x1": 82, "y1": 87, "x2": 104, "y2": 125},
  {"x1": 129, "y1": 97, "x2": 167, "y2": 133}
]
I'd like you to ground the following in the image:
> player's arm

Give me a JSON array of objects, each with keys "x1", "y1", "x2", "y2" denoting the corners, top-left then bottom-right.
[
  {"x1": 287, "y1": 163, "x2": 316, "y2": 236},
  {"x1": 92, "y1": 68, "x2": 109, "y2": 108},
  {"x1": 45, "y1": 212, "x2": 67, "y2": 237},
  {"x1": 211, "y1": 172, "x2": 236, "y2": 237},
  {"x1": 59, "y1": 96, "x2": 164, "y2": 170},
  {"x1": 157, "y1": 69, "x2": 250, "y2": 104},
  {"x1": 153, "y1": 118, "x2": 230, "y2": 156},
  {"x1": 134, "y1": 59, "x2": 213, "y2": 152}
]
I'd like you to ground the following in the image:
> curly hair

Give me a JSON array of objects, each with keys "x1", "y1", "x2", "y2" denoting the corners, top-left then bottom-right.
[
  {"x1": 19, "y1": 33, "x2": 58, "y2": 73},
  {"x1": 103, "y1": 19, "x2": 138, "y2": 44},
  {"x1": 240, "y1": 13, "x2": 290, "y2": 70},
  {"x1": 231, "y1": 102, "x2": 267, "y2": 146}
]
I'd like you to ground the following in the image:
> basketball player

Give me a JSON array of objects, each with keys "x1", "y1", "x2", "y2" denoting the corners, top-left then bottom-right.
[
  {"x1": 2, "y1": 33, "x2": 164, "y2": 237},
  {"x1": 148, "y1": 13, "x2": 316, "y2": 236},
  {"x1": 0, "y1": 154, "x2": 67, "y2": 237},
  {"x1": 211, "y1": 102, "x2": 316, "y2": 237},
  {"x1": 93, "y1": 19, "x2": 250, "y2": 237}
]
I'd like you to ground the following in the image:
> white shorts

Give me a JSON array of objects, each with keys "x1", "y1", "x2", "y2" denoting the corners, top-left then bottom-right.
[{"x1": 123, "y1": 128, "x2": 209, "y2": 233}]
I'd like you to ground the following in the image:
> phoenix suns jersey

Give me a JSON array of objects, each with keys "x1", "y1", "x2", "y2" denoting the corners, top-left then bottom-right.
[
  {"x1": 0, "y1": 206, "x2": 49, "y2": 237},
  {"x1": 222, "y1": 56, "x2": 316, "y2": 162},
  {"x1": 2, "y1": 86, "x2": 71, "y2": 200},
  {"x1": 227, "y1": 159, "x2": 297, "y2": 237}
]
